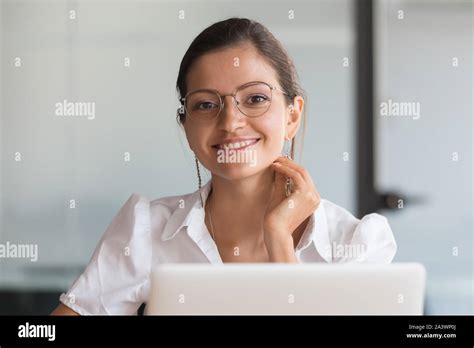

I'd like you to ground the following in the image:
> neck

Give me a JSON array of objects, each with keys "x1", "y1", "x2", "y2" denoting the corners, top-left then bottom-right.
[{"x1": 206, "y1": 167, "x2": 274, "y2": 245}]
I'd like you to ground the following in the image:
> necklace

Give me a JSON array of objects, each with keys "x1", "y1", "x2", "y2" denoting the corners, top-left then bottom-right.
[{"x1": 206, "y1": 194, "x2": 217, "y2": 242}]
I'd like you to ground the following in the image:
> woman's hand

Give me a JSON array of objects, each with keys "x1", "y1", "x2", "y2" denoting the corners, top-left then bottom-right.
[{"x1": 263, "y1": 156, "x2": 321, "y2": 262}]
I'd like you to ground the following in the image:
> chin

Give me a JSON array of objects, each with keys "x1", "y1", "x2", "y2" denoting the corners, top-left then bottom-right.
[{"x1": 211, "y1": 162, "x2": 267, "y2": 181}]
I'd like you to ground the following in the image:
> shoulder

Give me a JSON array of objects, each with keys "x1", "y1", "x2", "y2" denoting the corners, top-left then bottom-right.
[
  {"x1": 320, "y1": 198, "x2": 391, "y2": 237},
  {"x1": 114, "y1": 193, "x2": 151, "y2": 221},
  {"x1": 319, "y1": 198, "x2": 397, "y2": 263},
  {"x1": 117, "y1": 190, "x2": 198, "y2": 226},
  {"x1": 150, "y1": 191, "x2": 197, "y2": 215}
]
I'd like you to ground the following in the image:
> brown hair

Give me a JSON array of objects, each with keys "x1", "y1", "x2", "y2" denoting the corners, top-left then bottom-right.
[{"x1": 176, "y1": 17, "x2": 306, "y2": 159}]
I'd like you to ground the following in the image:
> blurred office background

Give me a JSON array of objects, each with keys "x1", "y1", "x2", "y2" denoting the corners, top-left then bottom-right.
[{"x1": 0, "y1": 0, "x2": 472, "y2": 314}]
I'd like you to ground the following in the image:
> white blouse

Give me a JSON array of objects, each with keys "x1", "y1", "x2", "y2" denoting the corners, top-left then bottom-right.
[{"x1": 59, "y1": 179, "x2": 397, "y2": 315}]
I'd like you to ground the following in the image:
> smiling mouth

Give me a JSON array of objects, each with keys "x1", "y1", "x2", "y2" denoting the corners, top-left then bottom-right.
[{"x1": 212, "y1": 138, "x2": 260, "y2": 151}]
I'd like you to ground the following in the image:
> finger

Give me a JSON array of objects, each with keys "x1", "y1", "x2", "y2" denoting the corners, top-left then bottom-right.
[
  {"x1": 274, "y1": 156, "x2": 306, "y2": 175},
  {"x1": 274, "y1": 156, "x2": 307, "y2": 176},
  {"x1": 271, "y1": 166, "x2": 289, "y2": 202},
  {"x1": 274, "y1": 156, "x2": 314, "y2": 186},
  {"x1": 272, "y1": 162, "x2": 305, "y2": 189}
]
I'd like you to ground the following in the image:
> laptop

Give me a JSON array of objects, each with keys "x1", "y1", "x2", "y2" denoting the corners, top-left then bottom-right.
[{"x1": 145, "y1": 263, "x2": 426, "y2": 315}]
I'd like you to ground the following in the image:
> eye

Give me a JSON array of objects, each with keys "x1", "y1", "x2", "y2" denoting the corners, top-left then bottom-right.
[
  {"x1": 247, "y1": 94, "x2": 269, "y2": 105},
  {"x1": 195, "y1": 101, "x2": 219, "y2": 111}
]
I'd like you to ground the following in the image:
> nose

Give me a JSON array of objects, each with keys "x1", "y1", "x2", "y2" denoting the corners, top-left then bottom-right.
[{"x1": 217, "y1": 95, "x2": 246, "y2": 132}]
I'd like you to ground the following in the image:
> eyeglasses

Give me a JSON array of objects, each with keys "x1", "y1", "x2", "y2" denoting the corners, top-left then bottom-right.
[{"x1": 178, "y1": 81, "x2": 290, "y2": 122}]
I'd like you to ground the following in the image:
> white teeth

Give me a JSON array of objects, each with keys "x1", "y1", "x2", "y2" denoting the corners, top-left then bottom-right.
[{"x1": 218, "y1": 139, "x2": 257, "y2": 150}]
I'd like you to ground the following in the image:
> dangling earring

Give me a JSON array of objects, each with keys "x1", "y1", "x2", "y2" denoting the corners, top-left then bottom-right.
[
  {"x1": 195, "y1": 155, "x2": 202, "y2": 189},
  {"x1": 284, "y1": 139, "x2": 293, "y2": 197},
  {"x1": 285, "y1": 138, "x2": 293, "y2": 160}
]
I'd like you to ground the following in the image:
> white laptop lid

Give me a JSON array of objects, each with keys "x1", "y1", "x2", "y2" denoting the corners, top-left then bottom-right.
[{"x1": 145, "y1": 263, "x2": 426, "y2": 315}]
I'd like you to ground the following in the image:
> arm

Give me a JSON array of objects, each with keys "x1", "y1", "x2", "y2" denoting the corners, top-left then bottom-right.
[{"x1": 50, "y1": 303, "x2": 80, "y2": 316}]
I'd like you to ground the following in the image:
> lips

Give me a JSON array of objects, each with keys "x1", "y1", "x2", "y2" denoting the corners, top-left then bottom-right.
[{"x1": 213, "y1": 138, "x2": 260, "y2": 150}]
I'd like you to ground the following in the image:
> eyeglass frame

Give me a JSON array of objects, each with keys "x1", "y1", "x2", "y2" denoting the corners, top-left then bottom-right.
[{"x1": 177, "y1": 81, "x2": 293, "y2": 121}]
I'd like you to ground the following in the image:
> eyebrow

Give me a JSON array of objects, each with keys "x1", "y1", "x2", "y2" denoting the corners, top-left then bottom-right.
[{"x1": 185, "y1": 80, "x2": 278, "y2": 96}]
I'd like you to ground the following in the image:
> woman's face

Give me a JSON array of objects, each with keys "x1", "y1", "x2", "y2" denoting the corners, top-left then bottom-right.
[{"x1": 183, "y1": 44, "x2": 302, "y2": 181}]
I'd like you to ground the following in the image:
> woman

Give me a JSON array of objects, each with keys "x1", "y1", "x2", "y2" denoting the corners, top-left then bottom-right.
[{"x1": 52, "y1": 17, "x2": 396, "y2": 315}]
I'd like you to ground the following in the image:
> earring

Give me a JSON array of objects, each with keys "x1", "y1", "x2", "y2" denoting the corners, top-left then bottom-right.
[
  {"x1": 285, "y1": 138, "x2": 293, "y2": 160},
  {"x1": 195, "y1": 155, "x2": 202, "y2": 189},
  {"x1": 284, "y1": 139, "x2": 293, "y2": 197}
]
